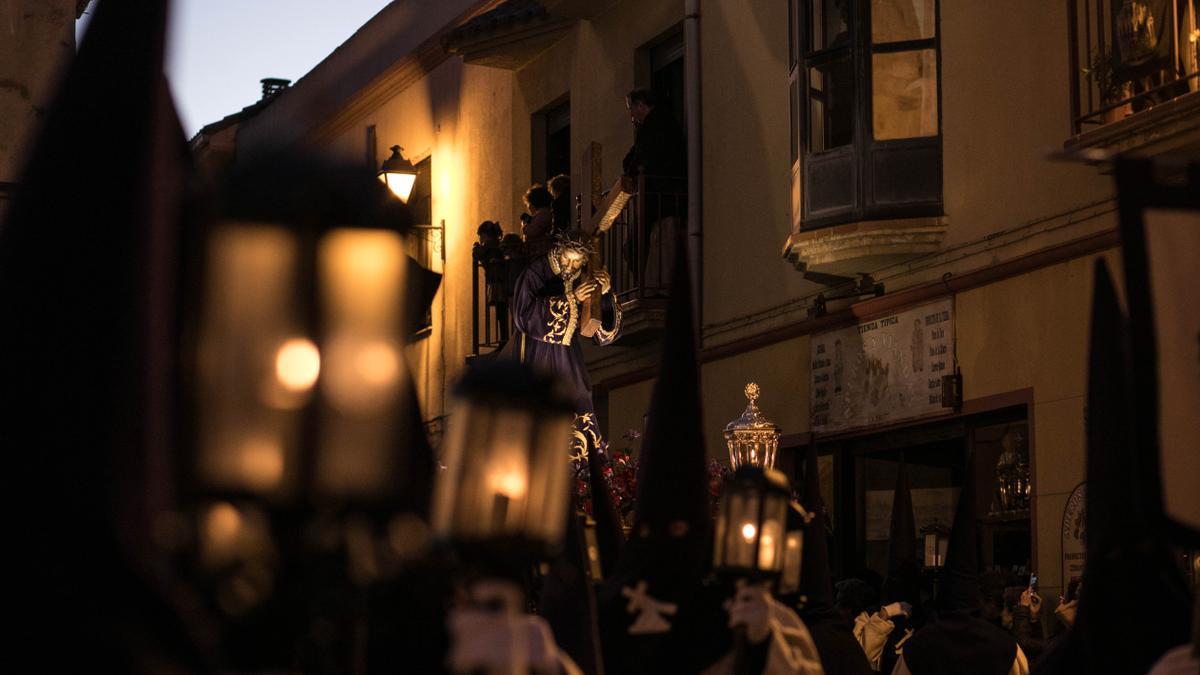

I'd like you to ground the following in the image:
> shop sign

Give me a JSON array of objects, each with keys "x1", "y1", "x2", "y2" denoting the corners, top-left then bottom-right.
[
  {"x1": 810, "y1": 298, "x2": 954, "y2": 433},
  {"x1": 1061, "y1": 482, "x2": 1086, "y2": 588}
]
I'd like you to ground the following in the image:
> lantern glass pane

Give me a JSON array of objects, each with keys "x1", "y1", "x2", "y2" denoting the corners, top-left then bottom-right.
[
  {"x1": 714, "y1": 506, "x2": 728, "y2": 566},
  {"x1": 431, "y1": 399, "x2": 475, "y2": 537},
  {"x1": 380, "y1": 171, "x2": 417, "y2": 203},
  {"x1": 759, "y1": 493, "x2": 788, "y2": 572},
  {"x1": 529, "y1": 414, "x2": 573, "y2": 546},
  {"x1": 725, "y1": 489, "x2": 760, "y2": 569},
  {"x1": 780, "y1": 530, "x2": 804, "y2": 593},
  {"x1": 197, "y1": 223, "x2": 304, "y2": 498},
  {"x1": 314, "y1": 228, "x2": 407, "y2": 499}
]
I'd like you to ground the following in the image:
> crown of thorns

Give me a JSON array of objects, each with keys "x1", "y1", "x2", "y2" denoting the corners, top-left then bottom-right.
[{"x1": 551, "y1": 229, "x2": 594, "y2": 256}]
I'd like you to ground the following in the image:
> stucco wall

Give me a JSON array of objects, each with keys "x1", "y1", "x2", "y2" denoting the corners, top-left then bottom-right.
[
  {"x1": 0, "y1": 0, "x2": 76, "y2": 190},
  {"x1": 321, "y1": 57, "x2": 515, "y2": 419},
  {"x1": 957, "y1": 249, "x2": 1121, "y2": 599}
]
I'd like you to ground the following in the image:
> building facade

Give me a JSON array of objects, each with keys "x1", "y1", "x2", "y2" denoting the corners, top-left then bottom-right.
[
  {"x1": 0, "y1": 0, "x2": 85, "y2": 218},
  {"x1": 219, "y1": 0, "x2": 1200, "y2": 611}
]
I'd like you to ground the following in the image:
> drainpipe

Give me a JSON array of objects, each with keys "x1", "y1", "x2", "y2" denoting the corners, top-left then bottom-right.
[{"x1": 684, "y1": 0, "x2": 702, "y2": 337}]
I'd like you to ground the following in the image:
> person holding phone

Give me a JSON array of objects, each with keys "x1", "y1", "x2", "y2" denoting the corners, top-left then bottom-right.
[{"x1": 1005, "y1": 575, "x2": 1045, "y2": 663}]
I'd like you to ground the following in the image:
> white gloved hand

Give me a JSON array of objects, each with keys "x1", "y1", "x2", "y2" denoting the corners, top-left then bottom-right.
[
  {"x1": 727, "y1": 584, "x2": 774, "y2": 644},
  {"x1": 447, "y1": 608, "x2": 563, "y2": 675},
  {"x1": 880, "y1": 601, "x2": 913, "y2": 619}
]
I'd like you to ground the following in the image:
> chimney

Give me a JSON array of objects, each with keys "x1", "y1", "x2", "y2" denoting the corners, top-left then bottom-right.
[{"x1": 260, "y1": 78, "x2": 291, "y2": 101}]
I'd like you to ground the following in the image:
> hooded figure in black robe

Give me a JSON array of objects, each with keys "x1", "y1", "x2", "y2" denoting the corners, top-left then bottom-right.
[
  {"x1": 594, "y1": 237, "x2": 732, "y2": 674},
  {"x1": 1030, "y1": 261, "x2": 1193, "y2": 675},
  {"x1": 1, "y1": 0, "x2": 211, "y2": 671},
  {"x1": 894, "y1": 473, "x2": 1025, "y2": 675},
  {"x1": 797, "y1": 444, "x2": 873, "y2": 675}
]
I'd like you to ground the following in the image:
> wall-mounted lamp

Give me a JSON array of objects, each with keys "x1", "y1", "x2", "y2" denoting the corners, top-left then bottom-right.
[{"x1": 378, "y1": 145, "x2": 419, "y2": 203}]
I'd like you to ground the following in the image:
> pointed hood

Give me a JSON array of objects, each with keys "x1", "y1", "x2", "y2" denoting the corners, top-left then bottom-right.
[
  {"x1": 1, "y1": 0, "x2": 208, "y2": 669},
  {"x1": 1067, "y1": 261, "x2": 1193, "y2": 674},
  {"x1": 594, "y1": 239, "x2": 733, "y2": 675},
  {"x1": 799, "y1": 442, "x2": 835, "y2": 614},
  {"x1": 539, "y1": 500, "x2": 605, "y2": 675},
  {"x1": 883, "y1": 460, "x2": 920, "y2": 604},
  {"x1": 626, "y1": 236, "x2": 710, "y2": 575},
  {"x1": 935, "y1": 467, "x2": 979, "y2": 612}
]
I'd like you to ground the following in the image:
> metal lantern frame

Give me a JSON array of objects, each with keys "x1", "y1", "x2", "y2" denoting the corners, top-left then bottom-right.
[
  {"x1": 725, "y1": 382, "x2": 782, "y2": 470},
  {"x1": 430, "y1": 359, "x2": 576, "y2": 573},
  {"x1": 778, "y1": 500, "x2": 813, "y2": 595},
  {"x1": 182, "y1": 153, "x2": 415, "y2": 514},
  {"x1": 921, "y1": 521, "x2": 951, "y2": 569},
  {"x1": 377, "y1": 145, "x2": 420, "y2": 203},
  {"x1": 714, "y1": 466, "x2": 794, "y2": 582}
]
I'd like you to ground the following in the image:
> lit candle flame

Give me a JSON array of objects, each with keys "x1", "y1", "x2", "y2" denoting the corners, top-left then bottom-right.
[{"x1": 275, "y1": 338, "x2": 320, "y2": 392}]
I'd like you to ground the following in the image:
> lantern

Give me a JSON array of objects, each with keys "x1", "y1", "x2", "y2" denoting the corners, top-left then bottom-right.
[
  {"x1": 431, "y1": 359, "x2": 575, "y2": 565},
  {"x1": 714, "y1": 466, "x2": 792, "y2": 580},
  {"x1": 778, "y1": 501, "x2": 812, "y2": 595},
  {"x1": 921, "y1": 521, "x2": 951, "y2": 569},
  {"x1": 724, "y1": 383, "x2": 781, "y2": 470},
  {"x1": 186, "y1": 152, "x2": 413, "y2": 508},
  {"x1": 377, "y1": 145, "x2": 419, "y2": 203}
]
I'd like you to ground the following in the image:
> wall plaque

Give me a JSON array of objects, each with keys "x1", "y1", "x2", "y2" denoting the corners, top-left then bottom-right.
[{"x1": 810, "y1": 298, "x2": 954, "y2": 433}]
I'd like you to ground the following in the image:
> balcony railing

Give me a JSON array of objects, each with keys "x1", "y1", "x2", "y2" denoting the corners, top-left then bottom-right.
[
  {"x1": 471, "y1": 242, "x2": 519, "y2": 356},
  {"x1": 1068, "y1": 0, "x2": 1199, "y2": 135},
  {"x1": 602, "y1": 174, "x2": 688, "y2": 304}
]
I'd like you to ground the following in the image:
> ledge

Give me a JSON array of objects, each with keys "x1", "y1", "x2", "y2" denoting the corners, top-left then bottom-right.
[
  {"x1": 783, "y1": 216, "x2": 949, "y2": 277},
  {"x1": 1064, "y1": 90, "x2": 1200, "y2": 159},
  {"x1": 443, "y1": 1, "x2": 574, "y2": 70}
]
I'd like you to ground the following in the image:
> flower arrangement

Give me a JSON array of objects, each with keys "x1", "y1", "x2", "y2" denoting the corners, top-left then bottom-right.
[{"x1": 573, "y1": 429, "x2": 732, "y2": 528}]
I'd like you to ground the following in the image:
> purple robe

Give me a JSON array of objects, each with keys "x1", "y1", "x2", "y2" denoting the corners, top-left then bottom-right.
[{"x1": 510, "y1": 253, "x2": 622, "y2": 459}]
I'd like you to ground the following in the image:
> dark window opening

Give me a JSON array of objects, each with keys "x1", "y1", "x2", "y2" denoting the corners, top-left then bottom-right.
[
  {"x1": 532, "y1": 97, "x2": 570, "y2": 186},
  {"x1": 651, "y1": 31, "x2": 686, "y2": 130}
]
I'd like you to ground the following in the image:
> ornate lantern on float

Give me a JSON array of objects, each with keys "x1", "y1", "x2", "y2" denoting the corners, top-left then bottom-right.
[
  {"x1": 714, "y1": 466, "x2": 793, "y2": 581},
  {"x1": 430, "y1": 359, "x2": 576, "y2": 573},
  {"x1": 725, "y1": 383, "x2": 781, "y2": 470}
]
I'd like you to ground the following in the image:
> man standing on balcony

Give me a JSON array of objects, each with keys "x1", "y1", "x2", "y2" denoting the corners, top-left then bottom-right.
[
  {"x1": 507, "y1": 231, "x2": 622, "y2": 461},
  {"x1": 622, "y1": 88, "x2": 687, "y2": 292}
]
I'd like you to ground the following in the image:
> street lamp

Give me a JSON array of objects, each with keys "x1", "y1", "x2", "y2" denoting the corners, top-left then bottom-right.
[
  {"x1": 714, "y1": 466, "x2": 792, "y2": 581},
  {"x1": 724, "y1": 383, "x2": 781, "y2": 470},
  {"x1": 377, "y1": 145, "x2": 419, "y2": 203},
  {"x1": 431, "y1": 359, "x2": 576, "y2": 569}
]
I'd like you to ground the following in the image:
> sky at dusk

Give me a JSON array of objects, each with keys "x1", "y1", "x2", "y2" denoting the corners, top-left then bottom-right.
[{"x1": 77, "y1": 0, "x2": 393, "y2": 137}]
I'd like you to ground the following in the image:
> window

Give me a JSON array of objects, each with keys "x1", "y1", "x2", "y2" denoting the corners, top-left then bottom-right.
[
  {"x1": 532, "y1": 97, "x2": 570, "y2": 185},
  {"x1": 790, "y1": 0, "x2": 942, "y2": 229}
]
